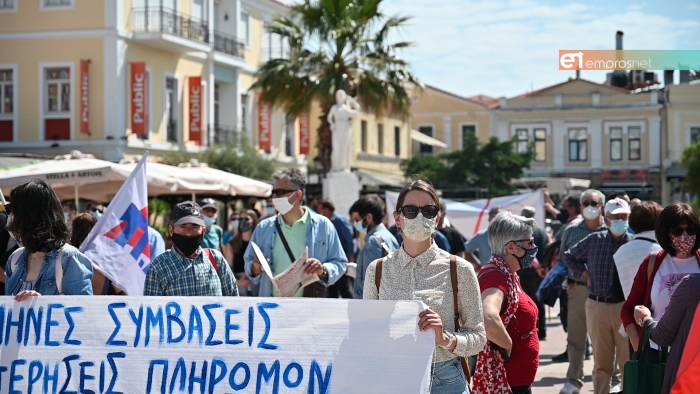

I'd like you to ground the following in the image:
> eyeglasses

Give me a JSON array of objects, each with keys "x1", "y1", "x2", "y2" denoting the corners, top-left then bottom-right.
[
  {"x1": 511, "y1": 315, "x2": 534, "y2": 340},
  {"x1": 671, "y1": 226, "x2": 699, "y2": 237},
  {"x1": 582, "y1": 201, "x2": 599, "y2": 207},
  {"x1": 398, "y1": 204, "x2": 439, "y2": 219},
  {"x1": 271, "y1": 189, "x2": 298, "y2": 197},
  {"x1": 511, "y1": 238, "x2": 534, "y2": 248}
]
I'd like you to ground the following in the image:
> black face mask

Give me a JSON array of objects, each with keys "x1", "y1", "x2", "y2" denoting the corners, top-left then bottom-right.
[
  {"x1": 172, "y1": 233, "x2": 203, "y2": 257},
  {"x1": 556, "y1": 210, "x2": 570, "y2": 223},
  {"x1": 239, "y1": 221, "x2": 253, "y2": 233}
]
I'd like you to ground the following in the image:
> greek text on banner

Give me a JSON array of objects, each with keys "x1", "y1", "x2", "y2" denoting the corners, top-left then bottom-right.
[{"x1": 0, "y1": 297, "x2": 434, "y2": 393}]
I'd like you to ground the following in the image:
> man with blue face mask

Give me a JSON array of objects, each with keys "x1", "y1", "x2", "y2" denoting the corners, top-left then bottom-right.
[
  {"x1": 200, "y1": 198, "x2": 224, "y2": 251},
  {"x1": 349, "y1": 194, "x2": 399, "y2": 299},
  {"x1": 564, "y1": 197, "x2": 631, "y2": 394}
]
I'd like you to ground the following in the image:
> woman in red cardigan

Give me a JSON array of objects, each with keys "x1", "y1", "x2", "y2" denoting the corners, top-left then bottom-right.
[{"x1": 621, "y1": 203, "x2": 700, "y2": 352}]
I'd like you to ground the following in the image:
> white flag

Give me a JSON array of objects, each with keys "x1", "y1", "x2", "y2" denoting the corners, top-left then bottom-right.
[{"x1": 80, "y1": 154, "x2": 151, "y2": 295}]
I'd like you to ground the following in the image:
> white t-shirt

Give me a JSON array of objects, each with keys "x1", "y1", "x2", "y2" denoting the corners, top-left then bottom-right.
[{"x1": 651, "y1": 254, "x2": 700, "y2": 321}]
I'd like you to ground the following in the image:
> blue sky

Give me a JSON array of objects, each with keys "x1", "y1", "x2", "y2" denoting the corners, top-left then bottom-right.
[{"x1": 373, "y1": 0, "x2": 700, "y2": 98}]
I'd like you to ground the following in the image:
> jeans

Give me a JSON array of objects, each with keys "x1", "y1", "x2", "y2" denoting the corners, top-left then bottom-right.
[{"x1": 431, "y1": 357, "x2": 469, "y2": 394}]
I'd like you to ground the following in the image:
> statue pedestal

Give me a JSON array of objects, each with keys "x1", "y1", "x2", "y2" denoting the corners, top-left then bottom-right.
[{"x1": 323, "y1": 171, "x2": 360, "y2": 220}]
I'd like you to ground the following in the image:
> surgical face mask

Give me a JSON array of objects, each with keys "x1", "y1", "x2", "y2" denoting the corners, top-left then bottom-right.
[
  {"x1": 582, "y1": 206, "x2": 600, "y2": 221},
  {"x1": 272, "y1": 193, "x2": 296, "y2": 215},
  {"x1": 230, "y1": 220, "x2": 239, "y2": 230},
  {"x1": 91, "y1": 210, "x2": 103, "y2": 219},
  {"x1": 513, "y1": 244, "x2": 538, "y2": 269},
  {"x1": 671, "y1": 232, "x2": 696, "y2": 256},
  {"x1": 609, "y1": 219, "x2": 629, "y2": 236},
  {"x1": 401, "y1": 212, "x2": 436, "y2": 242},
  {"x1": 203, "y1": 216, "x2": 216, "y2": 226},
  {"x1": 64, "y1": 212, "x2": 70, "y2": 222},
  {"x1": 354, "y1": 218, "x2": 367, "y2": 233}
]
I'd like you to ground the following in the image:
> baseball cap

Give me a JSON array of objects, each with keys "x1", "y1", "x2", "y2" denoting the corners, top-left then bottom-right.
[
  {"x1": 200, "y1": 198, "x2": 218, "y2": 211},
  {"x1": 171, "y1": 201, "x2": 206, "y2": 226},
  {"x1": 520, "y1": 206, "x2": 536, "y2": 218},
  {"x1": 605, "y1": 198, "x2": 631, "y2": 215}
]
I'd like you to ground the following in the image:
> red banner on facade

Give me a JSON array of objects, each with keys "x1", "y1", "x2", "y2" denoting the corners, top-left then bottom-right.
[
  {"x1": 130, "y1": 62, "x2": 147, "y2": 136},
  {"x1": 80, "y1": 60, "x2": 90, "y2": 135},
  {"x1": 188, "y1": 76, "x2": 202, "y2": 145},
  {"x1": 298, "y1": 112, "x2": 310, "y2": 155},
  {"x1": 258, "y1": 93, "x2": 272, "y2": 151}
]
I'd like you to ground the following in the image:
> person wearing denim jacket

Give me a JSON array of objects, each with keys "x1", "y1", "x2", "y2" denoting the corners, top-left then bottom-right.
[
  {"x1": 5, "y1": 245, "x2": 93, "y2": 296},
  {"x1": 244, "y1": 168, "x2": 348, "y2": 297},
  {"x1": 5, "y1": 179, "x2": 93, "y2": 300}
]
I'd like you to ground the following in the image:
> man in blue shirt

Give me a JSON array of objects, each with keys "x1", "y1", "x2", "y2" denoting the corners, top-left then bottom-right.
[
  {"x1": 350, "y1": 194, "x2": 399, "y2": 299},
  {"x1": 200, "y1": 198, "x2": 224, "y2": 251},
  {"x1": 244, "y1": 168, "x2": 348, "y2": 297},
  {"x1": 317, "y1": 198, "x2": 355, "y2": 298}
]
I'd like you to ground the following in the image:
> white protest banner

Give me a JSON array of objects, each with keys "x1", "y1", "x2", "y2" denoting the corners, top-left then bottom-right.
[
  {"x1": 0, "y1": 297, "x2": 434, "y2": 393},
  {"x1": 386, "y1": 190, "x2": 545, "y2": 236}
]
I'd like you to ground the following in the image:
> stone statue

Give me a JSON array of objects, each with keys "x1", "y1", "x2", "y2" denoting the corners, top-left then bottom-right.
[{"x1": 327, "y1": 89, "x2": 361, "y2": 173}]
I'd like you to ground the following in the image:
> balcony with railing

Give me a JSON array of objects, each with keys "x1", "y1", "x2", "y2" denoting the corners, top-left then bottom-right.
[
  {"x1": 209, "y1": 124, "x2": 242, "y2": 146},
  {"x1": 131, "y1": 7, "x2": 209, "y2": 52},
  {"x1": 213, "y1": 31, "x2": 245, "y2": 59},
  {"x1": 261, "y1": 46, "x2": 291, "y2": 63}
]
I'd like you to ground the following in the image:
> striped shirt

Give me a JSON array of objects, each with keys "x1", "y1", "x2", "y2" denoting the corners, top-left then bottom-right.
[
  {"x1": 144, "y1": 247, "x2": 238, "y2": 296},
  {"x1": 559, "y1": 220, "x2": 606, "y2": 282},
  {"x1": 564, "y1": 230, "x2": 631, "y2": 298}
]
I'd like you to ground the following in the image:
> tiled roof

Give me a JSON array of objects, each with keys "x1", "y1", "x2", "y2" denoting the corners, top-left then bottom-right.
[
  {"x1": 515, "y1": 78, "x2": 631, "y2": 98},
  {"x1": 424, "y1": 84, "x2": 491, "y2": 108}
]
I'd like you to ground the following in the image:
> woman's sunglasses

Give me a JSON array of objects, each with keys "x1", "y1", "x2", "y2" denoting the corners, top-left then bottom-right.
[
  {"x1": 671, "y1": 226, "x2": 699, "y2": 237},
  {"x1": 398, "y1": 205, "x2": 439, "y2": 219}
]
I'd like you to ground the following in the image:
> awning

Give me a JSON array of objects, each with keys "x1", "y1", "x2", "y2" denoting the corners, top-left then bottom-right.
[
  {"x1": 356, "y1": 171, "x2": 405, "y2": 187},
  {"x1": 511, "y1": 177, "x2": 591, "y2": 194},
  {"x1": 598, "y1": 184, "x2": 654, "y2": 194},
  {"x1": 666, "y1": 164, "x2": 687, "y2": 181},
  {"x1": 410, "y1": 129, "x2": 447, "y2": 148}
]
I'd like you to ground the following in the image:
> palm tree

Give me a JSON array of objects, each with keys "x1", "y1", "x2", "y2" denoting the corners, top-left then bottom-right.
[{"x1": 251, "y1": 0, "x2": 422, "y2": 174}]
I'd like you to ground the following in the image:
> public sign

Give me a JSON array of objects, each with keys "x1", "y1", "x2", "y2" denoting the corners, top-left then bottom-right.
[
  {"x1": 131, "y1": 62, "x2": 147, "y2": 136},
  {"x1": 258, "y1": 93, "x2": 272, "y2": 151},
  {"x1": 299, "y1": 112, "x2": 310, "y2": 155},
  {"x1": 80, "y1": 60, "x2": 89, "y2": 135},
  {"x1": 0, "y1": 297, "x2": 434, "y2": 393},
  {"x1": 188, "y1": 76, "x2": 202, "y2": 145}
]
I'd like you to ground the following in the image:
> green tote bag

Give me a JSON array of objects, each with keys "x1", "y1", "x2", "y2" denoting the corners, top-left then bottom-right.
[{"x1": 623, "y1": 320, "x2": 668, "y2": 394}]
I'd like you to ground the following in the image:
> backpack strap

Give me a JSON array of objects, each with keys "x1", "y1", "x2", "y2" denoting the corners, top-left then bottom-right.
[
  {"x1": 9, "y1": 246, "x2": 25, "y2": 274},
  {"x1": 375, "y1": 257, "x2": 385, "y2": 291},
  {"x1": 646, "y1": 250, "x2": 660, "y2": 282},
  {"x1": 55, "y1": 246, "x2": 66, "y2": 295},
  {"x1": 204, "y1": 248, "x2": 218, "y2": 271},
  {"x1": 448, "y1": 254, "x2": 472, "y2": 384}
]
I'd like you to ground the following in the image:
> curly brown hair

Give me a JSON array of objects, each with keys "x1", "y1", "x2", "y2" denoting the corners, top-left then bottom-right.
[{"x1": 9, "y1": 179, "x2": 70, "y2": 253}]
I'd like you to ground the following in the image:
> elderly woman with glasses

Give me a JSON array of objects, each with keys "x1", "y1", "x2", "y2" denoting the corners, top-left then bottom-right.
[
  {"x1": 364, "y1": 179, "x2": 486, "y2": 394},
  {"x1": 473, "y1": 211, "x2": 539, "y2": 394},
  {"x1": 622, "y1": 203, "x2": 700, "y2": 354}
]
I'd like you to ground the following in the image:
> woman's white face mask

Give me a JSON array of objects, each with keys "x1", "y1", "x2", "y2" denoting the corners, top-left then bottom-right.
[{"x1": 401, "y1": 213, "x2": 436, "y2": 242}]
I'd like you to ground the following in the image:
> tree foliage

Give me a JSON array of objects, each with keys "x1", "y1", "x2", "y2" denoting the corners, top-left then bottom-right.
[
  {"x1": 400, "y1": 134, "x2": 535, "y2": 197},
  {"x1": 682, "y1": 141, "x2": 700, "y2": 196},
  {"x1": 251, "y1": 0, "x2": 422, "y2": 173},
  {"x1": 161, "y1": 136, "x2": 276, "y2": 181}
]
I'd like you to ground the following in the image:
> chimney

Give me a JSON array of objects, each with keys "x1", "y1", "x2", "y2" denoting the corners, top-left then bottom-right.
[
  {"x1": 616, "y1": 31, "x2": 623, "y2": 50},
  {"x1": 679, "y1": 70, "x2": 691, "y2": 84},
  {"x1": 576, "y1": 70, "x2": 581, "y2": 79},
  {"x1": 664, "y1": 70, "x2": 675, "y2": 86}
]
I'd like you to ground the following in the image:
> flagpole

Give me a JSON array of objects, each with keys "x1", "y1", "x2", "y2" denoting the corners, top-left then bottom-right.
[
  {"x1": 0, "y1": 188, "x2": 6, "y2": 211},
  {"x1": 74, "y1": 184, "x2": 79, "y2": 209}
]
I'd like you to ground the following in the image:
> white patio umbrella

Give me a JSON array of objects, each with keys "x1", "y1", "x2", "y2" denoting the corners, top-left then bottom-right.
[{"x1": 0, "y1": 152, "x2": 178, "y2": 204}]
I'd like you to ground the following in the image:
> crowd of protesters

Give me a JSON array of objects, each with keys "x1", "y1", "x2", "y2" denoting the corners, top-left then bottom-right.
[{"x1": 2, "y1": 172, "x2": 700, "y2": 394}]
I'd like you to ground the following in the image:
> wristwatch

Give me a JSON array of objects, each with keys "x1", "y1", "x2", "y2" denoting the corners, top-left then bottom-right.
[{"x1": 321, "y1": 266, "x2": 328, "y2": 278}]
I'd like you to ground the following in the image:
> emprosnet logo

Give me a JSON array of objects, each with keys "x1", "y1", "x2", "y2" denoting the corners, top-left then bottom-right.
[{"x1": 558, "y1": 50, "x2": 700, "y2": 71}]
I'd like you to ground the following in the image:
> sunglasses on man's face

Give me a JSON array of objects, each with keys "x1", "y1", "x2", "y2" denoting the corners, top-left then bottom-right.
[
  {"x1": 582, "y1": 200, "x2": 599, "y2": 207},
  {"x1": 671, "y1": 226, "x2": 700, "y2": 237},
  {"x1": 398, "y1": 205, "x2": 439, "y2": 219},
  {"x1": 271, "y1": 189, "x2": 298, "y2": 197}
]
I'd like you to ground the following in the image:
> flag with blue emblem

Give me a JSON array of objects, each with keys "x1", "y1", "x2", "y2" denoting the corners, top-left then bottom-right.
[{"x1": 80, "y1": 153, "x2": 151, "y2": 295}]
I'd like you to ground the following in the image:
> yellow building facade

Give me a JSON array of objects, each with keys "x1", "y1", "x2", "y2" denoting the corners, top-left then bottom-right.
[{"x1": 0, "y1": 0, "x2": 297, "y2": 166}]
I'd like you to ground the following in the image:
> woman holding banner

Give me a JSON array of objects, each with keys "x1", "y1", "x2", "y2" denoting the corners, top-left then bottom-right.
[
  {"x1": 364, "y1": 179, "x2": 486, "y2": 394},
  {"x1": 474, "y1": 210, "x2": 539, "y2": 394},
  {"x1": 5, "y1": 179, "x2": 94, "y2": 299}
]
